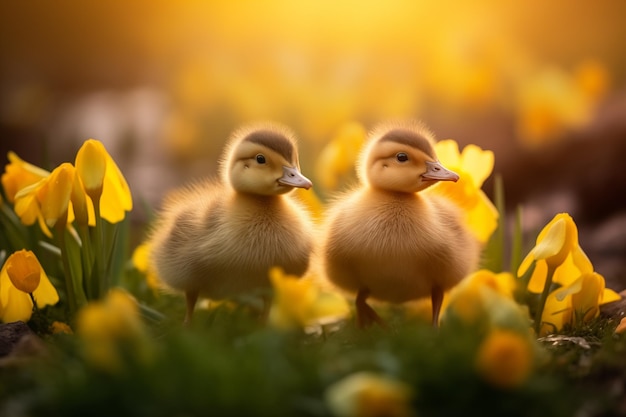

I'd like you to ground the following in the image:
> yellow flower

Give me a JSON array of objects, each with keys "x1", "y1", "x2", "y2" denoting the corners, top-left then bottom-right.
[
  {"x1": 441, "y1": 269, "x2": 531, "y2": 332},
  {"x1": 315, "y1": 122, "x2": 367, "y2": 190},
  {"x1": 13, "y1": 163, "x2": 78, "y2": 236},
  {"x1": 476, "y1": 329, "x2": 534, "y2": 389},
  {"x1": 50, "y1": 321, "x2": 73, "y2": 335},
  {"x1": 514, "y1": 63, "x2": 609, "y2": 147},
  {"x1": 539, "y1": 271, "x2": 620, "y2": 336},
  {"x1": 76, "y1": 288, "x2": 150, "y2": 371},
  {"x1": 268, "y1": 267, "x2": 349, "y2": 330},
  {"x1": 325, "y1": 372, "x2": 414, "y2": 417},
  {"x1": 426, "y1": 139, "x2": 498, "y2": 243},
  {"x1": 75, "y1": 139, "x2": 107, "y2": 194},
  {"x1": 1, "y1": 151, "x2": 49, "y2": 203},
  {"x1": 0, "y1": 249, "x2": 59, "y2": 323},
  {"x1": 518, "y1": 213, "x2": 621, "y2": 335},
  {"x1": 131, "y1": 242, "x2": 161, "y2": 292},
  {"x1": 75, "y1": 139, "x2": 132, "y2": 224},
  {"x1": 5, "y1": 249, "x2": 41, "y2": 293},
  {"x1": 520, "y1": 213, "x2": 581, "y2": 278}
]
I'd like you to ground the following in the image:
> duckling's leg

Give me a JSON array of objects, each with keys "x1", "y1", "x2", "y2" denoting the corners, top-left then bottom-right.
[
  {"x1": 431, "y1": 285, "x2": 443, "y2": 327},
  {"x1": 184, "y1": 290, "x2": 199, "y2": 325},
  {"x1": 355, "y1": 288, "x2": 387, "y2": 329}
]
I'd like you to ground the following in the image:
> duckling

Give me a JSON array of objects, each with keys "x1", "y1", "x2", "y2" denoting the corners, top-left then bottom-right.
[
  {"x1": 148, "y1": 123, "x2": 315, "y2": 323},
  {"x1": 320, "y1": 121, "x2": 480, "y2": 328}
]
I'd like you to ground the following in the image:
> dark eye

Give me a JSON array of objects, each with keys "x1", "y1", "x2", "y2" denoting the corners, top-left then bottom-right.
[
  {"x1": 256, "y1": 154, "x2": 266, "y2": 164},
  {"x1": 396, "y1": 152, "x2": 409, "y2": 162}
]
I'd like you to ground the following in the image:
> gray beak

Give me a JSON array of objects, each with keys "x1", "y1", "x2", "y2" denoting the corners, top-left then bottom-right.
[
  {"x1": 421, "y1": 160, "x2": 459, "y2": 182},
  {"x1": 278, "y1": 166, "x2": 313, "y2": 190}
]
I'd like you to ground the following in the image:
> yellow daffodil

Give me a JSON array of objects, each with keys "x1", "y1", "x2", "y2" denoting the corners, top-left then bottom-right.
[
  {"x1": 268, "y1": 267, "x2": 349, "y2": 330},
  {"x1": 441, "y1": 269, "x2": 531, "y2": 333},
  {"x1": 131, "y1": 242, "x2": 161, "y2": 292},
  {"x1": 76, "y1": 288, "x2": 151, "y2": 371},
  {"x1": 13, "y1": 163, "x2": 79, "y2": 236},
  {"x1": 426, "y1": 139, "x2": 498, "y2": 243},
  {"x1": 324, "y1": 372, "x2": 414, "y2": 417},
  {"x1": 475, "y1": 329, "x2": 534, "y2": 389},
  {"x1": 0, "y1": 249, "x2": 59, "y2": 323},
  {"x1": 75, "y1": 139, "x2": 132, "y2": 224},
  {"x1": 538, "y1": 271, "x2": 620, "y2": 336},
  {"x1": 514, "y1": 62, "x2": 609, "y2": 147},
  {"x1": 1, "y1": 151, "x2": 49, "y2": 203},
  {"x1": 315, "y1": 122, "x2": 367, "y2": 190},
  {"x1": 518, "y1": 213, "x2": 621, "y2": 335}
]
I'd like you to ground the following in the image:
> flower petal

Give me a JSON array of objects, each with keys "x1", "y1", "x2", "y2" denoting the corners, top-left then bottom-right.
[
  {"x1": 75, "y1": 139, "x2": 107, "y2": 192},
  {"x1": 5, "y1": 250, "x2": 41, "y2": 293},
  {"x1": 460, "y1": 145, "x2": 494, "y2": 188},
  {"x1": 99, "y1": 153, "x2": 132, "y2": 223},
  {"x1": 33, "y1": 269, "x2": 60, "y2": 308},
  {"x1": 465, "y1": 190, "x2": 499, "y2": 243},
  {"x1": 434, "y1": 139, "x2": 461, "y2": 167},
  {"x1": 0, "y1": 281, "x2": 34, "y2": 323},
  {"x1": 532, "y1": 218, "x2": 566, "y2": 260}
]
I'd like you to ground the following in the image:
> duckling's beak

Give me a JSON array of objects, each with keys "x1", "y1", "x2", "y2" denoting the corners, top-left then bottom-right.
[
  {"x1": 278, "y1": 166, "x2": 313, "y2": 190},
  {"x1": 422, "y1": 161, "x2": 460, "y2": 182}
]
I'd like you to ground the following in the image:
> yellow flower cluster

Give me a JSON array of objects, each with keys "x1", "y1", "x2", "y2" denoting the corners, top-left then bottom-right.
[
  {"x1": 268, "y1": 267, "x2": 350, "y2": 331},
  {"x1": 426, "y1": 140, "x2": 498, "y2": 243},
  {"x1": 325, "y1": 372, "x2": 414, "y2": 417},
  {"x1": 76, "y1": 288, "x2": 151, "y2": 371},
  {"x1": 518, "y1": 213, "x2": 620, "y2": 335},
  {"x1": 1, "y1": 138, "x2": 134, "y2": 316},
  {"x1": 2, "y1": 139, "x2": 132, "y2": 237},
  {"x1": 442, "y1": 270, "x2": 537, "y2": 388}
]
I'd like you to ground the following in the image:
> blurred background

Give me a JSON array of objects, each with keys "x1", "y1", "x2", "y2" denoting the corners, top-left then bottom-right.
[{"x1": 1, "y1": 0, "x2": 625, "y2": 287}]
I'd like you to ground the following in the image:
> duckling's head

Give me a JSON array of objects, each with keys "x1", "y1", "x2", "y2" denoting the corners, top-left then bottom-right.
[
  {"x1": 357, "y1": 121, "x2": 459, "y2": 193},
  {"x1": 221, "y1": 123, "x2": 313, "y2": 195}
]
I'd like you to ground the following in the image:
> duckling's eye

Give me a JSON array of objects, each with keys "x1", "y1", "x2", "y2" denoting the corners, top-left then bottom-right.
[
  {"x1": 396, "y1": 152, "x2": 409, "y2": 162},
  {"x1": 255, "y1": 154, "x2": 266, "y2": 164}
]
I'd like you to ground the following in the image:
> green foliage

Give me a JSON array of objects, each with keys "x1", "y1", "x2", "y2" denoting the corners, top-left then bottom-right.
[{"x1": 1, "y1": 308, "x2": 598, "y2": 417}]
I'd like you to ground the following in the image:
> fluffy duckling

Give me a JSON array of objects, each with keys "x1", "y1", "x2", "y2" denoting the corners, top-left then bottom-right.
[
  {"x1": 320, "y1": 121, "x2": 480, "y2": 327},
  {"x1": 149, "y1": 123, "x2": 315, "y2": 323}
]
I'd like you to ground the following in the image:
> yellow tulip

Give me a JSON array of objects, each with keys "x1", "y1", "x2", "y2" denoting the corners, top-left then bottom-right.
[
  {"x1": 426, "y1": 139, "x2": 498, "y2": 243},
  {"x1": 475, "y1": 329, "x2": 534, "y2": 389},
  {"x1": 75, "y1": 139, "x2": 107, "y2": 194},
  {"x1": 5, "y1": 249, "x2": 41, "y2": 293},
  {"x1": 37, "y1": 163, "x2": 75, "y2": 229},
  {"x1": 76, "y1": 288, "x2": 150, "y2": 371},
  {"x1": 268, "y1": 267, "x2": 349, "y2": 330},
  {"x1": 315, "y1": 122, "x2": 367, "y2": 190},
  {"x1": 324, "y1": 372, "x2": 414, "y2": 417},
  {"x1": 1, "y1": 151, "x2": 49, "y2": 203},
  {"x1": 441, "y1": 269, "x2": 531, "y2": 332},
  {"x1": 0, "y1": 249, "x2": 59, "y2": 323},
  {"x1": 75, "y1": 139, "x2": 132, "y2": 224}
]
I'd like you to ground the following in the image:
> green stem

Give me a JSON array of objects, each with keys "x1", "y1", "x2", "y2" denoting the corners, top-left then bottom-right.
[
  {"x1": 56, "y1": 220, "x2": 77, "y2": 315},
  {"x1": 29, "y1": 293, "x2": 39, "y2": 312},
  {"x1": 534, "y1": 263, "x2": 556, "y2": 335},
  {"x1": 77, "y1": 224, "x2": 94, "y2": 299},
  {"x1": 92, "y1": 194, "x2": 107, "y2": 298}
]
